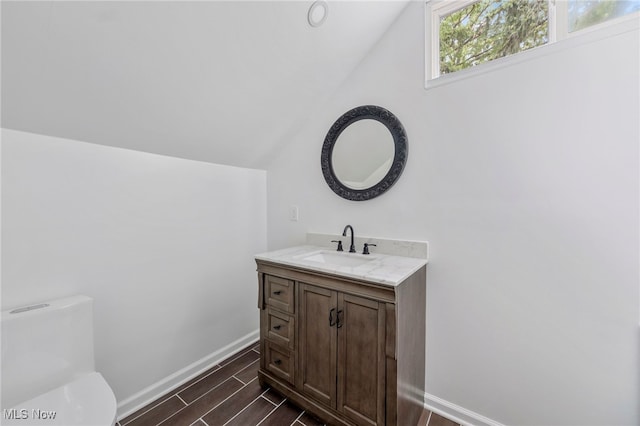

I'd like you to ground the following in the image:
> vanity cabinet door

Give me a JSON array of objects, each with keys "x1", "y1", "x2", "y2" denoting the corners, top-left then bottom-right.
[
  {"x1": 298, "y1": 283, "x2": 386, "y2": 425},
  {"x1": 337, "y1": 293, "x2": 386, "y2": 426},
  {"x1": 297, "y1": 283, "x2": 337, "y2": 408}
]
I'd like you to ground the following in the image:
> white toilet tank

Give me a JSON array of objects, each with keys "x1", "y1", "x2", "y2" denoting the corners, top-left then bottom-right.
[
  {"x1": 1, "y1": 295, "x2": 116, "y2": 426},
  {"x1": 1, "y1": 295, "x2": 96, "y2": 409}
]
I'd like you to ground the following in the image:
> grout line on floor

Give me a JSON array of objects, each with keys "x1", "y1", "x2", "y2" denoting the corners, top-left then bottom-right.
[
  {"x1": 164, "y1": 363, "x2": 223, "y2": 406},
  {"x1": 256, "y1": 396, "x2": 287, "y2": 426},
  {"x1": 221, "y1": 392, "x2": 267, "y2": 426},
  {"x1": 120, "y1": 393, "x2": 176, "y2": 426},
  {"x1": 232, "y1": 360, "x2": 259, "y2": 385},
  {"x1": 157, "y1": 377, "x2": 245, "y2": 426},
  {"x1": 260, "y1": 395, "x2": 278, "y2": 406},
  {"x1": 121, "y1": 344, "x2": 256, "y2": 426},
  {"x1": 191, "y1": 377, "x2": 255, "y2": 423},
  {"x1": 184, "y1": 376, "x2": 245, "y2": 407},
  {"x1": 175, "y1": 394, "x2": 188, "y2": 406},
  {"x1": 251, "y1": 400, "x2": 280, "y2": 426},
  {"x1": 290, "y1": 410, "x2": 305, "y2": 426}
]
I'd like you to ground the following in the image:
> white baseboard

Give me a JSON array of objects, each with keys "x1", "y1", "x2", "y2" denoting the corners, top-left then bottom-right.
[
  {"x1": 116, "y1": 329, "x2": 259, "y2": 420},
  {"x1": 424, "y1": 392, "x2": 505, "y2": 426}
]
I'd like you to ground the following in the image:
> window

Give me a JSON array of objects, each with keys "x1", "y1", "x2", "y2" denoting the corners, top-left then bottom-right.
[
  {"x1": 568, "y1": 0, "x2": 640, "y2": 32},
  {"x1": 438, "y1": 0, "x2": 549, "y2": 76},
  {"x1": 426, "y1": 0, "x2": 640, "y2": 84}
]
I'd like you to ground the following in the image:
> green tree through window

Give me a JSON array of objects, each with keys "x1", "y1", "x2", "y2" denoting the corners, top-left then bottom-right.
[
  {"x1": 439, "y1": 0, "x2": 548, "y2": 75},
  {"x1": 569, "y1": 0, "x2": 640, "y2": 32}
]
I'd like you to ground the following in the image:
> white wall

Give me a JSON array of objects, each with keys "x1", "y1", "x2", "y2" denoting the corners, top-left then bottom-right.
[
  {"x1": 1, "y1": 129, "x2": 267, "y2": 413},
  {"x1": 266, "y1": 3, "x2": 639, "y2": 425}
]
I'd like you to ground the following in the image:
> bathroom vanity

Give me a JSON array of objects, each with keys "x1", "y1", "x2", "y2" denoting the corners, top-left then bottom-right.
[{"x1": 256, "y1": 245, "x2": 427, "y2": 426}]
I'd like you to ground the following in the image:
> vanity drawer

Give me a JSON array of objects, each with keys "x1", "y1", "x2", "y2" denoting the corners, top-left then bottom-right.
[
  {"x1": 265, "y1": 275, "x2": 295, "y2": 313},
  {"x1": 265, "y1": 340, "x2": 294, "y2": 385},
  {"x1": 267, "y1": 308, "x2": 295, "y2": 350}
]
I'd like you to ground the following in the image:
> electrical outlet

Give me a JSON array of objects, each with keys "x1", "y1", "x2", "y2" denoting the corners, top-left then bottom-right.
[{"x1": 289, "y1": 205, "x2": 299, "y2": 222}]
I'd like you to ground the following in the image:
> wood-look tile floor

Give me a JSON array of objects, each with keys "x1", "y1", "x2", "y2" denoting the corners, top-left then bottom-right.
[{"x1": 118, "y1": 342, "x2": 461, "y2": 426}]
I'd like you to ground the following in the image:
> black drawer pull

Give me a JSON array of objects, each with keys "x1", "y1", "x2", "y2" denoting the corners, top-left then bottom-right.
[
  {"x1": 329, "y1": 308, "x2": 336, "y2": 327},
  {"x1": 273, "y1": 325, "x2": 282, "y2": 330},
  {"x1": 337, "y1": 309, "x2": 343, "y2": 328},
  {"x1": 273, "y1": 290, "x2": 282, "y2": 295},
  {"x1": 274, "y1": 359, "x2": 282, "y2": 365}
]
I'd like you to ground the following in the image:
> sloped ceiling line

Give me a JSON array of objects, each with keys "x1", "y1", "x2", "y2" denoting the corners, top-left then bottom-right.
[{"x1": 2, "y1": 1, "x2": 410, "y2": 169}]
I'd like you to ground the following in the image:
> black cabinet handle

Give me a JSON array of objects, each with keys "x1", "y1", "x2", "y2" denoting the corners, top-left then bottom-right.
[
  {"x1": 273, "y1": 290, "x2": 282, "y2": 295},
  {"x1": 329, "y1": 308, "x2": 336, "y2": 326},
  {"x1": 273, "y1": 325, "x2": 282, "y2": 330},
  {"x1": 337, "y1": 310, "x2": 343, "y2": 328},
  {"x1": 274, "y1": 359, "x2": 282, "y2": 366}
]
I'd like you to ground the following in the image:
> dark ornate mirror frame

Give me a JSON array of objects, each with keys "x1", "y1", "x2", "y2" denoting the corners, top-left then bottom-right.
[{"x1": 321, "y1": 105, "x2": 408, "y2": 201}]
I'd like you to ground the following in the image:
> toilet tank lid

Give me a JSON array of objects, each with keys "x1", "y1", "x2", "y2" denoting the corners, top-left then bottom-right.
[{"x1": 2, "y1": 295, "x2": 93, "y2": 322}]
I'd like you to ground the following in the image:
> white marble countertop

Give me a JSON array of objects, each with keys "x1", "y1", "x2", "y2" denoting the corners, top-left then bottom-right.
[{"x1": 255, "y1": 245, "x2": 427, "y2": 287}]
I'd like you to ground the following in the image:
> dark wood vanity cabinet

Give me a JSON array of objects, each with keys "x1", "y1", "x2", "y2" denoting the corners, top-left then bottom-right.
[{"x1": 257, "y1": 260, "x2": 426, "y2": 426}]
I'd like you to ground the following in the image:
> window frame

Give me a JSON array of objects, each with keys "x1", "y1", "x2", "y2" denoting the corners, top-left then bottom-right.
[{"x1": 425, "y1": 0, "x2": 640, "y2": 89}]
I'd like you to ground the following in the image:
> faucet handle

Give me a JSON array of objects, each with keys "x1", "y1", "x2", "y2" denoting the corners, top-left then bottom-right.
[
  {"x1": 331, "y1": 240, "x2": 344, "y2": 252},
  {"x1": 362, "y1": 243, "x2": 377, "y2": 255}
]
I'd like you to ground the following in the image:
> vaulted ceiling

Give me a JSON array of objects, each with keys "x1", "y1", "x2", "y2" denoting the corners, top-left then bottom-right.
[{"x1": 1, "y1": 1, "x2": 409, "y2": 169}]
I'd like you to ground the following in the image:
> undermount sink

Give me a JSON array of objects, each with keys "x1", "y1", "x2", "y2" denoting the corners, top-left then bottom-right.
[{"x1": 295, "y1": 250, "x2": 376, "y2": 267}]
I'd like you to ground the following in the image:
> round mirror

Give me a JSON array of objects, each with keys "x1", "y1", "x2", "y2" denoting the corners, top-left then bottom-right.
[
  {"x1": 321, "y1": 105, "x2": 408, "y2": 201},
  {"x1": 331, "y1": 119, "x2": 395, "y2": 190}
]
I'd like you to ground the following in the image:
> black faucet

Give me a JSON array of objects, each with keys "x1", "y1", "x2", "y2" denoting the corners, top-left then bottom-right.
[{"x1": 342, "y1": 225, "x2": 356, "y2": 253}]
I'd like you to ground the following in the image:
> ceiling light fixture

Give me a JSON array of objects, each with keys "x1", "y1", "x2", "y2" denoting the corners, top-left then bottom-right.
[{"x1": 308, "y1": 1, "x2": 328, "y2": 28}]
